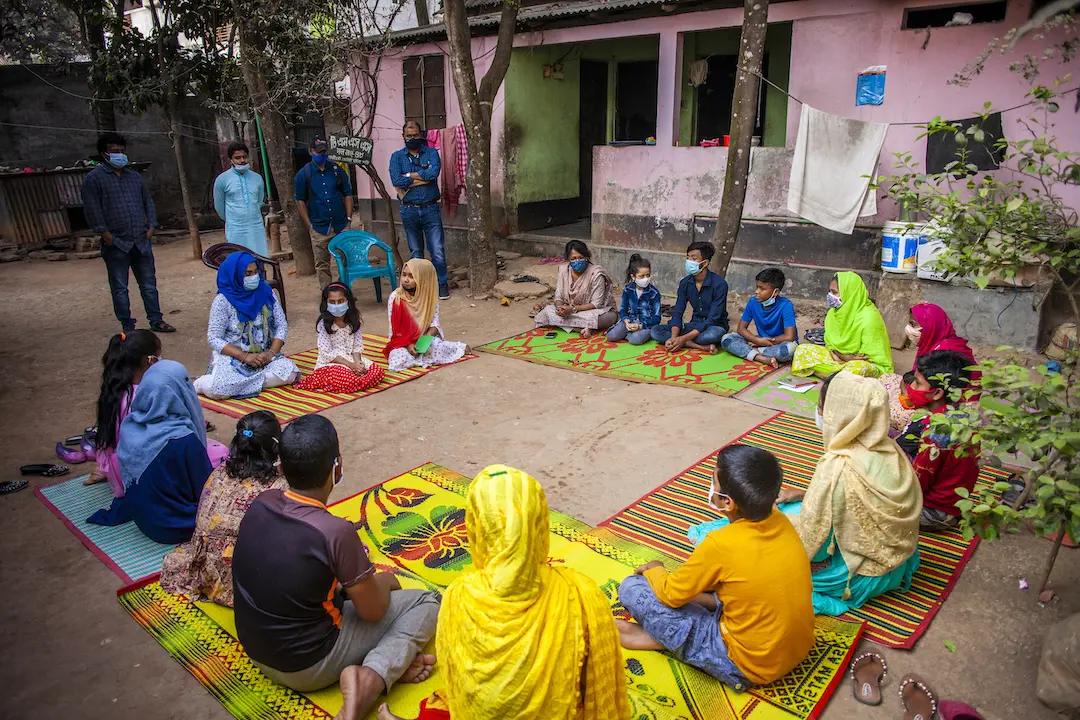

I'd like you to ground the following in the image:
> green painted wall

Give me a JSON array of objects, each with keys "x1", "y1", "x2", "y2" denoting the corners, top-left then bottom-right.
[{"x1": 678, "y1": 23, "x2": 792, "y2": 147}]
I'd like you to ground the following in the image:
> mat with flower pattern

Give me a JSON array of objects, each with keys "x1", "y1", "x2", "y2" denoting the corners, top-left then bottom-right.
[
  {"x1": 198, "y1": 334, "x2": 476, "y2": 423},
  {"x1": 601, "y1": 412, "x2": 1012, "y2": 649},
  {"x1": 477, "y1": 328, "x2": 777, "y2": 396},
  {"x1": 118, "y1": 462, "x2": 861, "y2": 720}
]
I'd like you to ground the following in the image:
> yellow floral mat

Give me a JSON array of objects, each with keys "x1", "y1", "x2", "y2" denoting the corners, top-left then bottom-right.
[{"x1": 119, "y1": 463, "x2": 862, "y2": 720}]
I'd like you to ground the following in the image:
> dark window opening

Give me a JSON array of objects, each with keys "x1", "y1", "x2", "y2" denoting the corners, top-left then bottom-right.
[
  {"x1": 903, "y1": 2, "x2": 1008, "y2": 30},
  {"x1": 925, "y1": 112, "x2": 1004, "y2": 174},
  {"x1": 403, "y1": 54, "x2": 446, "y2": 131},
  {"x1": 693, "y1": 54, "x2": 768, "y2": 145},
  {"x1": 614, "y1": 60, "x2": 658, "y2": 142}
]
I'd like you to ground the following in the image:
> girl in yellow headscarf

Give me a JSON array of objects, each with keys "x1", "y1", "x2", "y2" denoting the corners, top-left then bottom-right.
[
  {"x1": 378, "y1": 465, "x2": 631, "y2": 720},
  {"x1": 384, "y1": 259, "x2": 468, "y2": 372},
  {"x1": 791, "y1": 271, "x2": 894, "y2": 378}
]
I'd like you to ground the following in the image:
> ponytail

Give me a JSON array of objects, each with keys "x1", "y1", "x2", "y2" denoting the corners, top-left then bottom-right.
[
  {"x1": 625, "y1": 253, "x2": 651, "y2": 283},
  {"x1": 96, "y1": 329, "x2": 161, "y2": 450},
  {"x1": 225, "y1": 410, "x2": 282, "y2": 482}
]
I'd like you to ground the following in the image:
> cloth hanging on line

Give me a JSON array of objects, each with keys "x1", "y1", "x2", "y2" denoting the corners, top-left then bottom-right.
[
  {"x1": 787, "y1": 105, "x2": 888, "y2": 235},
  {"x1": 439, "y1": 127, "x2": 459, "y2": 216},
  {"x1": 426, "y1": 129, "x2": 441, "y2": 150},
  {"x1": 454, "y1": 123, "x2": 469, "y2": 199}
]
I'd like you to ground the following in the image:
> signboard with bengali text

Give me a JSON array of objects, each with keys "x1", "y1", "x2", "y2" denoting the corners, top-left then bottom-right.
[{"x1": 327, "y1": 133, "x2": 374, "y2": 166}]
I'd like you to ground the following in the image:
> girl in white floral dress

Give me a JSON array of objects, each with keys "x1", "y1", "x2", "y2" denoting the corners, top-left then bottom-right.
[{"x1": 384, "y1": 259, "x2": 468, "y2": 372}]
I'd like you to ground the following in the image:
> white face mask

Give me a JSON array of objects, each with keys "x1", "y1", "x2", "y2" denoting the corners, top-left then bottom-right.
[
  {"x1": 826, "y1": 292, "x2": 843, "y2": 310},
  {"x1": 707, "y1": 472, "x2": 727, "y2": 512},
  {"x1": 814, "y1": 408, "x2": 824, "y2": 432},
  {"x1": 905, "y1": 324, "x2": 922, "y2": 344},
  {"x1": 634, "y1": 276, "x2": 651, "y2": 289},
  {"x1": 243, "y1": 275, "x2": 261, "y2": 291},
  {"x1": 332, "y1": 458, "x2": 342, "y2": 487}
]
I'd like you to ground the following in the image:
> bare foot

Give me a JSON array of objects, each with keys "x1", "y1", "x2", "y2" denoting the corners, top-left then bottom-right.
[
  {"x1": 377, "y1": 704, "x2": 404, "y2": 720},
  {"x1": 399, "y1": 653, "x2": 436, "y2": 684},
  {"x1": 335, "y1": 665, "x2": 385, "y2": 720},
  {"x1": 83, "y1": 469, "x2": 106, "y2": 486},
  {"x1": 707, "y1": 344, "x2": 720, "y2": 355},
  {"x1": 581, "y1": 328, "x2": 593, "y2": 338},
  {"x1": 615, "y1": 619, "x2": 664, "y2": 651},
  {"x1": 751, "y1": 354, "x2": 779, "y2": 369}
]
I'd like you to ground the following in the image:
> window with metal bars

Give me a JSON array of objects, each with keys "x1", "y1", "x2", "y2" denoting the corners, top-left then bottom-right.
[{"x1": 403, "y1": 54, "x2": 446, "y2": 130}]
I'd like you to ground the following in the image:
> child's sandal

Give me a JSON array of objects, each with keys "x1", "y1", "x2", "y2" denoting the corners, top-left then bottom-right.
[
  {"x1": 899, "y1": 673, "x2": 938, "y2": 720},
  {"x1": 849, "y1": 651, "x2": 887, "y2": 706}
]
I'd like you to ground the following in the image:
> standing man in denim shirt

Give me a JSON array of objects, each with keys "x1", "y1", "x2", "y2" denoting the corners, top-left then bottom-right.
[
  {"x1": 390, "y1": 121, "x2": 450, "y2": 299},
  {"x1": 82, "y1": 132, "x2": 176, "y2": 334},
  {"x1": 295, "y1": 137, "x2": 354, "y2": 289}
]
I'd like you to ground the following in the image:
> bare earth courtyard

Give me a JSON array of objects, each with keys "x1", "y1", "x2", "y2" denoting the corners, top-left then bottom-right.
[{"x1": 0, "y1": 234, "x2": 1076, "y2": 720}]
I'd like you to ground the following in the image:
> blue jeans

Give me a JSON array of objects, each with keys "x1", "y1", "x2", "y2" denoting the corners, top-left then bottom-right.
[
  {"x1": 607, "y1": 321, "x2": 654, "y2": 345},
  {"x1": 102, "y1": 242, "x2": 162, "y2": 328},
  {"x1": 619, "y1": 575, "x2": 751, "y2": 690},
  {"x1": 720, "y1": 333, "x2": 797, "y2": 363},
  {"x1": 400, "y1": 203, "x2": 448, "y2": 290},
  {"x1": 650, "y1": 323, "x2": 726, "y2": 346}
]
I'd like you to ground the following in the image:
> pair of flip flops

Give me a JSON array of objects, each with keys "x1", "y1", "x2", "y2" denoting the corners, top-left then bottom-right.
[{"x1": 851, "y1": 652, "x2": 960, "y2": 719}]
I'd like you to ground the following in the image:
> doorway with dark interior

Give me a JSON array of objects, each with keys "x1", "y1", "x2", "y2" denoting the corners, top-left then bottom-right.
[
  {"x1": 615, "y1": 60, "x2": 658, "y2": 142},
  {"x1": 579, "y1": 59, "x2": 609, "y2": 219},
  {"x1": 694, "y1": 55, "x2": 767, "y2": 145}
]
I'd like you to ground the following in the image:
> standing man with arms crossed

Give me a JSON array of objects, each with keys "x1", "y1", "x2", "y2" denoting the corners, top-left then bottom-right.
[
  {"x1": 82, "y1": 133, "x2": 176, "y2": 334},
  {"x1": 390, "y1": 122, "x2": 450, "y2": 299},
  {"x1": 295, "y1": 137, "x2": 354, "y2": 289}
]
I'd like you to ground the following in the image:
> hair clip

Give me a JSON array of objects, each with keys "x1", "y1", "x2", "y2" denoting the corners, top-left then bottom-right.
[
  {"x1": 242, "y1": 429, "x2": 254, "y2": 437},
  {"x1": 120, "y1": 332, "x2": 126, "y2": 341}
]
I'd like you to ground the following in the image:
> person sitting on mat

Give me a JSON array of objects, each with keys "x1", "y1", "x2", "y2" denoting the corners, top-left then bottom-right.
[
  {"x1": 650, "y1": 242, "x2": 729, "y2": 354},
  {"x1": 87, "y1": 360, "x2": 227, "y2": 544},
  {"x1": 82, "y1": 329, "x2": 162, "y2": 497},
  {"x1": 194, "y1": 251, "x2": 299, "y2": 400},
  {"x1": 296, "y1": 283, "x2": 384, "y2": 393},
  {"x1": 720, "y1": 268, "x2": 798, "y2": 368},
  {"x1": 533, "y1": 240, "x2": 617, "y2": 338},
  {"x1": 160, "y1": 410, "x2": 287, "y2": 607},
  {"x1": 232, "y1": 414, "x2": 440, "y2": 719},
  {"x1": 384, "y1": 259, "x2": 468, "y2": 372},
  {"x1": 776, "y1": 371, "x2": 922, "y2": 616},
  {"x1": 895, "y1": 351, "x2": 980, "y2": 532},
  {"x1": 616, "y1": 444, "x2": 815, "y2": 689},
  {"x1": 606, "y1": 253, "x2": 663, "y2": 346},
  {"x1": 376, "y1": 465, "x2": 630, "y2": 720},
  {"x1": 791, "y1": 272, "x2": 893, "y2": 379}
]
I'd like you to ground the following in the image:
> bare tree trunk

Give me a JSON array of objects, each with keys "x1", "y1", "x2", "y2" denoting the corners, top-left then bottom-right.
[
  {"x1": 710, "y1": 0, "x2": 769, "y2": 276},
  {"x1": 237, "y1": 21, "x2": 314, "y2": 275},
  {"x1": 361, "y1": 164, "x2": 406, "y2": 270},
  {"x1": 1038, "y1": 528, "x2": 1066, "y2": 596},
  {"x1": 413, "y1": 0, "x2": 430, "y2": 26},
  {"x1": 85, "y1": 14, "x2": 115, "y2": 132},
  {"x1": 444, "y1": 0, "x2": 519, "y2": 293}
]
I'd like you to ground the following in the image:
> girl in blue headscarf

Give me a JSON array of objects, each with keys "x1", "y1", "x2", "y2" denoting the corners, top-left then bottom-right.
[
  {"x1": 88, "y1": 360, "x2": 225, "y2": 544},
  {"x1": 194, "y1": 251, "x2": 298, "y2": 399}
]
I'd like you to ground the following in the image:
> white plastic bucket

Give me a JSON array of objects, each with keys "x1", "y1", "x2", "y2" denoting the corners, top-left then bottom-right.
[
  {"x1": 881, "y1": 221, "x2": 921, "y2": 274},
  {"x1": 917, "y1": 224, "x2": 950, "y2": 282}
]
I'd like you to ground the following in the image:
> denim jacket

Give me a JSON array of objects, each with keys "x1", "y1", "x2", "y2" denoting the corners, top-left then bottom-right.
[{"x1": 618, "y1": 283, "x2": 663, "y2": 327}]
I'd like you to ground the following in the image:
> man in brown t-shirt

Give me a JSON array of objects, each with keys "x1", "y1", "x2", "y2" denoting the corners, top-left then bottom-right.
[{"x1": 233, "y1": 415, "x2": 439, "y2": 719}]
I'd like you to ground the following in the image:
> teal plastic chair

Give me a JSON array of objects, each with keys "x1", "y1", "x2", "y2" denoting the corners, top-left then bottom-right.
[{"x1": 327, "y1": 230, "x2": 398, "y2": 303}]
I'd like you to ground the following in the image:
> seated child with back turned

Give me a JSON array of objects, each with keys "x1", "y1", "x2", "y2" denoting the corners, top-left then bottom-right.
[
  {"x1": 617, "y1": 444, "x2": 815, "y2": 689},
  {"x1": 721, "y1": 268, "x2": 799, "y2": 368}
]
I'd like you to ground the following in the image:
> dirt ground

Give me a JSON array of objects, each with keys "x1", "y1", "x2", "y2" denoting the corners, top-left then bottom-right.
[{"x1": 0, "y1": 234, "x2": 1076, "y2": 720}]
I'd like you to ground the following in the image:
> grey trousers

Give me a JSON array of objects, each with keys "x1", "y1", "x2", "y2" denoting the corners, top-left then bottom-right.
[{"x1": 254, "y1": 589, "x2": 440, "y2": 693}]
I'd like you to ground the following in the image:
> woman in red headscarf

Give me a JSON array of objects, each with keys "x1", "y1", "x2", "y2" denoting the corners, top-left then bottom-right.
[{"x1": 883, "y1": 303, "x2": 980, "y2": 430}]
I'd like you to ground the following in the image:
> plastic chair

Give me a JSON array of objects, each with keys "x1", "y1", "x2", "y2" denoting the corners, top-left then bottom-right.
[
  {"x1": 327, "y1": 230, "x2": 398, "y2": 303},
  {"x1": 201, "y1": 242, "x2": 288, "y2": 318}
]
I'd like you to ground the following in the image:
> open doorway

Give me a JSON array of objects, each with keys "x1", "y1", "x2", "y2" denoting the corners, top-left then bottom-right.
[{"x1": 579, "y1": 59, "x2": 608, "y2": 218}]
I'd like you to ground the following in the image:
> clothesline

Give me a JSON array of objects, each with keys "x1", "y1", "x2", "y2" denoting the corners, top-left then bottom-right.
[{"x1": 743, "y1": 65, "x2": 1080, "y2": 127}]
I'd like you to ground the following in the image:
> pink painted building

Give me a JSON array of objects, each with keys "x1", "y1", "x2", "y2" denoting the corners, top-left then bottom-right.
[{"x1": 354, "y1": 0, "x2": 1078, "y2": 281}]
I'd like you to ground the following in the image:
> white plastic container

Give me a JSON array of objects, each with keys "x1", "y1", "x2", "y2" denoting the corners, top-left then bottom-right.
[
  {"x1": 917, "y1": 222, "x2": 951, "y2": 282},
  {"x1": 881, "y1": 221, "x2": 921, "y2": 273}
]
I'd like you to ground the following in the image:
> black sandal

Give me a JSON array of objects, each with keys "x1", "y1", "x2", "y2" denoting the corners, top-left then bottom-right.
[
  {"x1": 20, "y1": 464, "x2": 69, "y2": 477},
  {"x1": 150, "y1": 321, "x2": 177, "y2": 333},
  {"x1": 0, "y1": 480, "x2": 29, "y2": 495}
]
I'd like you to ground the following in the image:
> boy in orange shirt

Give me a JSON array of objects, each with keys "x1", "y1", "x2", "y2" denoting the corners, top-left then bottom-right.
[{"x1": 617, "y1": 444, "x2": 815, "y2": 688}]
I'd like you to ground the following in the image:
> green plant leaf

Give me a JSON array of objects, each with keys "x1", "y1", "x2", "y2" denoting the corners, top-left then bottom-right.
[{"x1": 944, "y1": 640, "x2": 957, "y2": 653}]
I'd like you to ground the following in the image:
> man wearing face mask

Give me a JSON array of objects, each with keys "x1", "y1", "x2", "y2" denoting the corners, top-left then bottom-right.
[
  {"x1": 389, "y1": 121, "x2": 450, "y2": 299},
  {"x1": 214, "y1": 141, "x2": 268, "y2": 257},
  {"x1": 295, "y1": 137, "x2": 355, "y2": 289},
  {"x1": 82, "y1": 133, "x2": 176, "y2": 333}
]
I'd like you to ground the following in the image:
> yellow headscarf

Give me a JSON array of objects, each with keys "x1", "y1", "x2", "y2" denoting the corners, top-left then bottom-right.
[
  {"x1": 436, "y1": 465, "x2": 630, "y2": 720},
  {"x1": 398, "y1": 258, "x2": 439, "y2": 331},
  {"x1": 797, "y1": 372, "x2": 921, "y2": 582}
]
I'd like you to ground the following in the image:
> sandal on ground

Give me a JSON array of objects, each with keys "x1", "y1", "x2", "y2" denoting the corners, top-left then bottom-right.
[
  {"x1": 900, "y1": 673, "x2": 938, "y2": 720},
  {"x1": 939, "y1": 700, "x2": 983, "y2": 720},
  {"x1": 64, "y1": 435, "x2": 85, "y2": 446},
  {"x1": 20, "y1": 464, "x2": 69, "y2": 477},
  {"x1": 0, "y1": 480, "x2": 29, "y2": 495},
  {"x1": 205, "y1": 421, "x2": 216, "y2": 433},
  {"x1": 150, "y1": 321, "x2": 177, "y2": 333},
  {"x1": 55, "y1": 442, "x2": 87, "y2": 465},
  {"x1": 850, "y1": 651, "x2": 887, "y2": 706}
]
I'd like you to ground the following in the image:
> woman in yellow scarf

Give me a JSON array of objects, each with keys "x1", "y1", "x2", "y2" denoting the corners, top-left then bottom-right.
[
  {"x1": 384, "y1": 258, "x2": 467, "y2": 372},
  {"x1": 379, "y1": 465, "x2": 630, "y2": 720}
]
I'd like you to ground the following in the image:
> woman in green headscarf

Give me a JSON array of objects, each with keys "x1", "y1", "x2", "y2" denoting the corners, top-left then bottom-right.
[{"x1": 792, "y1": 272, "x2": 893, "y2": 378}]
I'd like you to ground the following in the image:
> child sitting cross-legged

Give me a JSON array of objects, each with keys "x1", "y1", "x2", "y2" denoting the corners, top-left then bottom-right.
[
  {"x1": 721, "y1": 268, "x2": 798, "y2": 368},
  {"x1": 617, "y1": 444, "x2": 815, "y2": 689},
  {"x1": 297, "y1": 283, "x2": 384, "y2": 393},
  {"x1": 897, "y1": 350, "x2": 980, "y2": 532},
  {"x1": 606, "y1": 253, "x2": 663, "y2": 345}
]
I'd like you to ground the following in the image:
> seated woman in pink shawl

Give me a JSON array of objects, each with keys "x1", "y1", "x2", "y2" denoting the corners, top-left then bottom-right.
[
  {"x1": 533, "y1": 240, "x2": 618, "y2": 338},
  {"x1": 882, "y1": 303, "x2": 980, "y2": 430}
]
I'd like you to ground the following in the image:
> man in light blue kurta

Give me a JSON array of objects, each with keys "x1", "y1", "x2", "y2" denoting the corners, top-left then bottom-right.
[{"x1": 214, "y1": 141, "x2": 268, "y2": 257}]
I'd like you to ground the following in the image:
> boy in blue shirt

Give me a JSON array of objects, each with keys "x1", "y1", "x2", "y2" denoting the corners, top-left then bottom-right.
[
  {"x1": 721, "y1": 268, "x2": 798, "y2": 368},
  {"x1": 650, "y1": 242, "x2": 730, "y2": 354}
]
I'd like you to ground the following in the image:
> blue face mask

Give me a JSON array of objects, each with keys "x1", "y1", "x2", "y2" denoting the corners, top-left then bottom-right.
[
  {"x1": 762, "y1": 292, "x2": 778, "y2": 308},
  {"x1": 327, "y1": 301, "x2": 349, "y2": 317},
  {"x1": 685, "y1": 258, "x2": 704, "y2": 275},
  {"x1": 569, "y1": 259, "x2": 589, "y2": 273},
  {"x1": 233, "y1": 163, "x2": 250, "y2": 174},
  {"x1": 107, "y1": 153, "x2": 129, "y2": 169},
  {"x1": 405, "y1": 137, "x2": 424, "y2": 151},
  {"x1": 243, "y1": 275, "x2": 261, "y2": 291},
  {"x1": 311, "y1": 153, "x2": 328, "y2": 165}
]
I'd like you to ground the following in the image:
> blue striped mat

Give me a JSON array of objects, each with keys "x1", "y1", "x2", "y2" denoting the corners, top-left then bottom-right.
[{"x1": 36, "y1": 474, "x2": 175, "y2": 584}]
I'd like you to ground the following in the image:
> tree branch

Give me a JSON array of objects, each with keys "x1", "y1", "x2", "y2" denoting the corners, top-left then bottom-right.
[{"x1": 477, "y1": 0, "x2": 519, "y2": 105}]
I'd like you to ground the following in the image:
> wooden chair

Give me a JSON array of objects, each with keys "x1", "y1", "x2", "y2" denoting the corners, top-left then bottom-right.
[{"x1": 201, "y1": 242, "x2": 288, "y2": 318}]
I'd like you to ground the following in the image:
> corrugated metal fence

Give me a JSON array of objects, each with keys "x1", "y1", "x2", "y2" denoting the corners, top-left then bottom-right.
[{"x1": 0, "y1": 168, "x2": 92, "y2": 247}]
